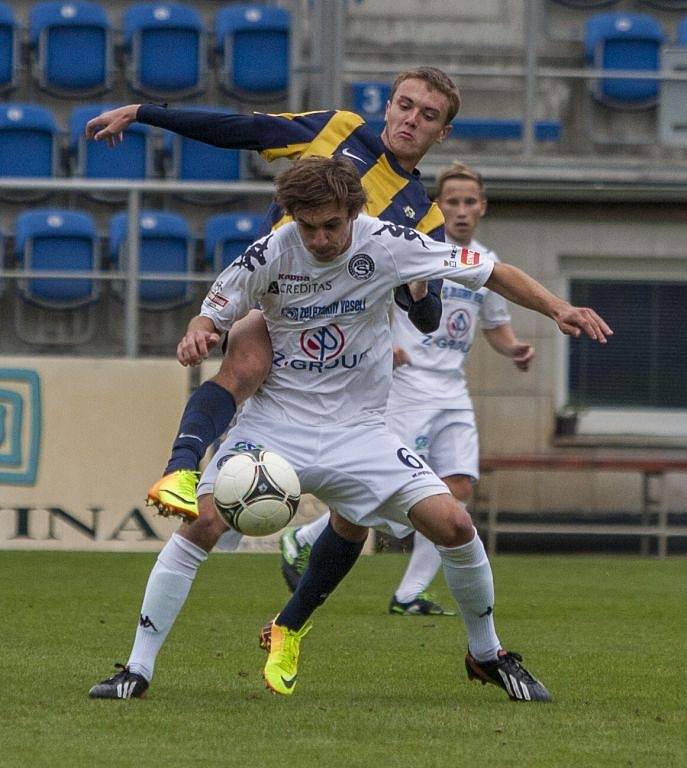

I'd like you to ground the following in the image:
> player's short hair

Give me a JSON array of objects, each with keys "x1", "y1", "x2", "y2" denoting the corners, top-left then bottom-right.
[
  {"x1": 436, "y1": 162, "x2": 486, "y2": 199},
  {"x1": 275, "y1": 156, "x2": 368, "y2": 217},
  {"x1": 390, "y1": 66, "x2": 461, "y2": 124}
]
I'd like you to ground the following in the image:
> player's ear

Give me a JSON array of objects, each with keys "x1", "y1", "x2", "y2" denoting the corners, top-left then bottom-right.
[{"x1": 436, "y1": 123, "x2": 452, "y2": 143}]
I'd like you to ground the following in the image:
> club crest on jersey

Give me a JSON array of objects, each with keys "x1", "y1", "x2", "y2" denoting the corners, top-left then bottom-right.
[
  {"x1": 347, "y1": 253, "x2": 375, "y2": 281},
  {"x1": 300, "y1": 323, "x2": 346, "y2": 361},
  {"x1": 403, "y1": 206, "x2": 416, "y2": 220},
  {"x1": 447, "y1": 308, "x2": 472, "y2": 339},
  {"x1": 460, "y1": 247, "x2": 480, "y2": 266}
]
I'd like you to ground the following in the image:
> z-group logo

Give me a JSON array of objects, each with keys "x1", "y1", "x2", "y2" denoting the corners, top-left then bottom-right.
[
  {"x1": 300, "y1": 324, "x2": 345, "y2": 361},
  {"x1": 0, "y1": 369, "x2": 41, "y2": 485}
]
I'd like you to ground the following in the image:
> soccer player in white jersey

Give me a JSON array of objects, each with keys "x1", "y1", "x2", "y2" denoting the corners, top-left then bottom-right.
[
  {"x1": 280, "y1": 162, "x2": 534, "y2": 617},
  {"x1": 89, "y1": 157, "x2": 612, "y2": 703}
]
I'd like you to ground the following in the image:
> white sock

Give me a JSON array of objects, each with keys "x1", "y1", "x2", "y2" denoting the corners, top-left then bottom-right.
[
  {"x1": 394, "y1": 531, "x2": 442, "y2": 603},
  {"x1": 127, "y1": 533, "x2": 207, "y2": 682},
  {"x1": 437, "y1": 529, "x2": 501, "y2": 662},
  {"x1": 295, "y1": 512, "x2": 330, "y2": 547}
]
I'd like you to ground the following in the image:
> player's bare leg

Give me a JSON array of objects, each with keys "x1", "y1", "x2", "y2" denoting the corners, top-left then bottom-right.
[
  {"x1": 390, "y1": 474, "x2": 473, "y2": 616},
  {"x1": 410, "y1": 494, "x2": 551, "y2": 701},
  {"x1": 89, "y1": 495, "x2": 227, "y2": 699},
  {"x1": 146, "y1": 311, "x2": 272, "y2": 520}
]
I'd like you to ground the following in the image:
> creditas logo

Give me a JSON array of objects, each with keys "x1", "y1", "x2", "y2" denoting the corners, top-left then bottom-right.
[
  {"x1": 347, "y1": 254, "x2": 375, "y2": 281},
  {"x1": 0, "y1": 369, "x2": 41, "y2": 486}
]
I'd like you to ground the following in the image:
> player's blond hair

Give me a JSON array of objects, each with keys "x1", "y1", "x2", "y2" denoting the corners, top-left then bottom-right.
[
  {"x1": 390, "y1": 66, "x2": 461, "y2": 124},
  {"x1": 275, "y1": 156, "x2": 368, "y2": 217},
  {"x1": 436, "y1": 162, "x2": 486, "y2": 199}
]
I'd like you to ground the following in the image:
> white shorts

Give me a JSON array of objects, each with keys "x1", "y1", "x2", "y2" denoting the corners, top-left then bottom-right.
[
  {"x1": 385, "y1": 408, "x2": 480, "y2": 482},
  {"x1": 198, "y1": 413, "x2": 449, "y2": 539}
]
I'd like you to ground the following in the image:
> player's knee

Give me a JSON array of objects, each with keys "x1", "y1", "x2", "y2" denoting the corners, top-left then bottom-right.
[
  {"x1": 437, "y1": 501, "x2": 475, "y2": 547},
  {"x1": 329, "y1": 510, "x2": 369, "y2": 543}
]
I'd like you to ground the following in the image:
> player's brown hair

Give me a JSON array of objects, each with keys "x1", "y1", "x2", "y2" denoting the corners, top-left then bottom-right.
[
  {"x1": 436, "y1": 162, "x2": 486, "y2": 199},
  {"x1": 275, "y1": 156, "x2": 368, "y2": 217},
  {"x1": 389, "y1": 66, "x2": 461, "y2": 124}
]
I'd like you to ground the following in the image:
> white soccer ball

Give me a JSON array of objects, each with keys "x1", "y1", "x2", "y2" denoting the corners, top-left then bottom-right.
[{"x1": 213, "y1": 449, "x2": 300, "y2": 536}]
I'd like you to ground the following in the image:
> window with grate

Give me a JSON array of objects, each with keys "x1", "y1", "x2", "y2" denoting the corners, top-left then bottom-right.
[{"x1": 568, "y1": 279, "x2": 687, "y2": 409}]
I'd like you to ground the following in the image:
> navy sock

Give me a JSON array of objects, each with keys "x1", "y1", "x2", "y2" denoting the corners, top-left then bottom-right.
[
  {"x1": 277, "y1": 522, "x2": 365, "y2": 631},
  {"x1": 164, "y1": 381, "x2": 236, "y2": 474}
]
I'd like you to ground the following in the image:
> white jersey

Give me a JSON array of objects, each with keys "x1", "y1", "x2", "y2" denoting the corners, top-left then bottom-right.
[
  {"x1": 387, "y1": 237, "x2": 510, "y2": 412},
  {"x1": 200, "y1": 215, "x2": 494, "y2": 427}
]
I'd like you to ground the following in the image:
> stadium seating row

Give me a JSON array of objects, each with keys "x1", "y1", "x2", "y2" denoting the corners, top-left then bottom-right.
[
  {"x1": 0, "y1": 2, "x2": 290, "y2": 100},
  {"x1": 1, "y1": 208, "x2": 263, "y2": 309}
]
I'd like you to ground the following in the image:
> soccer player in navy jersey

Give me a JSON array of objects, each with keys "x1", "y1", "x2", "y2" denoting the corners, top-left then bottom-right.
[{"x1": 84, "y1": 66, "x2": 459, "y2": 521}]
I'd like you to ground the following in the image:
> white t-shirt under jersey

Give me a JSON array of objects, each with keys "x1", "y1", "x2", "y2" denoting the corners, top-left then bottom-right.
[
  {"x1": 200, "y1": 215, "x2": 494, "y2": 427},
  {"x1": 387, "y1": 237, "x2": 510, "y2": 412}
]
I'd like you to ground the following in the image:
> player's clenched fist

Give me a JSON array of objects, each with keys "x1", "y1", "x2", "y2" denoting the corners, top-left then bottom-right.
[{"x1": 177, "y1": 329, "x2": 221, "y2": 367}]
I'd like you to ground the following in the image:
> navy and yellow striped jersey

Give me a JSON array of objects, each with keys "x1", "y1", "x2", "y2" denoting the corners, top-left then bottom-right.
[{"x1": 138, "y1": 106, "x2": 445, "y2": 240}]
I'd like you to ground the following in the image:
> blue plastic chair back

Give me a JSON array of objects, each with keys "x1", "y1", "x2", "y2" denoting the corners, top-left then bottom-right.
[
  {"x1": 124, "y1": 3, "x2": 205, "y2": 96},
  {"x1": 109, "y1": 211, "x2": 191, "y2": 305},
  {"x1": 204, "y1": 213, "x2": 263, "y2": 271},
  {"x1": 30, "y1": 1, "x2": 111, "y2": 93},
  {"x1": 351, "y1": 81, "x2": 390, "y2": 134},
  {"x1": 0, "y1": 3, "x2": 17, "y2": 92},
  {"x1": 16, "y1": 210, "x2": 98, "y2": 303},
  {"x1": 215, "y1": 5, "x2": 290, "y2": 96},
  {"x1": 164, "y1": 107, "x2": 241, "y2": 181},
  {"x1": 676, "y1": 18, "x2": 687, "y2": 45},
  {"x1": 585, "y1": 13, "x2": 664, "y2": 105},
  {"x1": 0, "y1": 105, "x2": 57, "y2": 177},
  {"x1": 451, "y1": 117, "x2": 562, "y2": 142},
  {"x1": 70, "y1": 105, "x2": 152, "y2": 179}
]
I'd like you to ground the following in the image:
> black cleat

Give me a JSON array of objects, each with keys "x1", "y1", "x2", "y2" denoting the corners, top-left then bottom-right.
[
  {"x1": 88, "y1": 663, "x2": 149, "y2": 700},
  {"x1": 388, "y1": 592, "x2": 456, "y2": 616},
  {"x1": 465, "y1": 649, "x2": 552, "y2": 702}
]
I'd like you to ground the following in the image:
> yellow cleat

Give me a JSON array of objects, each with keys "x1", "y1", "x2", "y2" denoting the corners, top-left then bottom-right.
[
  {"x1": 262, "y1": 619, "x2": 312, "y2": 696},
  {"x1": 146, "y1": 470, "x2": 200, "y2": 522}
]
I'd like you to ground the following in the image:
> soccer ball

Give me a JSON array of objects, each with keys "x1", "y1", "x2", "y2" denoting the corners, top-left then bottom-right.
[{"x1": 213, "y1": 449, "x2": 300, "y2": 536}]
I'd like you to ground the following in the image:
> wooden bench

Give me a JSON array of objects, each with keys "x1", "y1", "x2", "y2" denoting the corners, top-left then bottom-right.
[{"x1": 477, "y1": 455, "x2": 687, "y2": 558}]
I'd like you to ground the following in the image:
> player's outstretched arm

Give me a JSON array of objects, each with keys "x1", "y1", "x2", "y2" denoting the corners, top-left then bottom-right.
[
  {"x1": 486, "y1": 263, "x2": 613, "y2": 343},
  {"x1": 85, "y1": 104, "x2": 141, "y2": 147},
  {"x1": 177, "y1": 315, "x2": 222, "y2": 367}
]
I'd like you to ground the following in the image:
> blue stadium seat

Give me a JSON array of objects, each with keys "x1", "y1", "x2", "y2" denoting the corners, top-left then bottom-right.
[
  {"x1": 15, "y1": 210, "x2": 99, "y2": 306},
  {"x1": 451, "y1": 117, "x2": 562, "y2": 142},
  {"x1": 123, "y1": 3, "x2": 206, "y2": 99},
  {"x1": 29, "y1": 1, "x2": 112, "y2": 97},
  {"x1": 0, "y1": 3, "x2": 18, "y2": 93},
  {"x1": 163, "y1": 107, "x2": 241, "y2": 182},
  {"x1": 0, "y1": 104, "x2": 58, "y2": 179},
  {"x1": 69, "y1": 105, "x2": 154, "y2": 182},
  {"x1": 204, "y1": 213, "x2": 263, "y2": 273},
  {"x1": 215, "y1": 5, "x2": 290, "y2": 99},
  {"x1": 109, "y1": 211, "x2": 193, "y2": 308},
  {"x1": 585, "y1": 13, "x2": 665, "y2": 107},
  {"x1": 677, "y1": 17, "x2": 687, "y2": 42},
  {"x1": 551, "y1": 0, "x2": 619, "y2": 7},
  {"x1": 351, "y1": 81, "x2": 390, "y2": 134}
]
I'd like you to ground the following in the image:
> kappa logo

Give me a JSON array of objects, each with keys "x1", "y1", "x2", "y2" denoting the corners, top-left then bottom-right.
[
  {"x1": 372, "y1": 222, "x2": 429, "y2": 250},
  {"x1": 300, "y1": 324, "x2": 346, "y2": 361},
  {"x1": 0, "y1": 368, "x2": 41, "y2": 486},
  {"x1": 347, "y1": 253, "x2": 375, "y2": 281},
  {"x1": 139, "y1": 614, "x2": 158, "y2": 631},
  {"x1": 235, "y1": 234, "x2": 273, "y2": 272},
  {"x1": 268, "y1": 281, "x2": 280, "y2": 295}
]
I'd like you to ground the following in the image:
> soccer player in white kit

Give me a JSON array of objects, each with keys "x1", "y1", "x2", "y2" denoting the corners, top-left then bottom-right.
[
  {"x1": 88, "y1": 157, "x2": 612, "y2": 703},
  {"x1": 281, "y1": 162, "x2": 535, "y2": 616},
  {"x1": 388, "y1": 162, "x2": 536, "y2": 613}
]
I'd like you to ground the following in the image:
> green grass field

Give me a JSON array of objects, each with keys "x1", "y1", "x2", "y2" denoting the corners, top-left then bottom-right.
[{"x1": 1, "y1": 551, "x2": 685, "y2": 767}]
